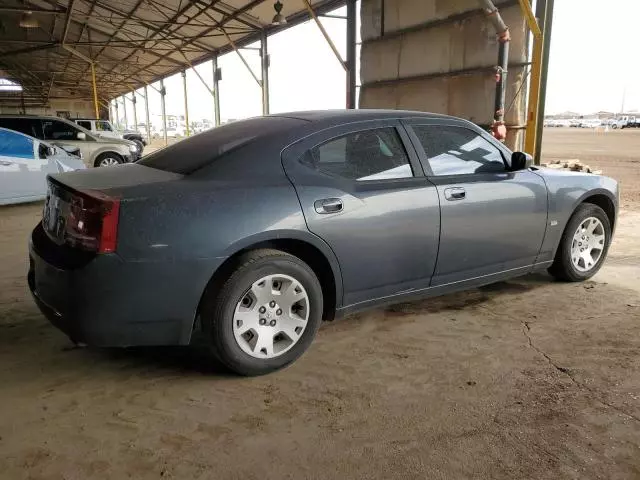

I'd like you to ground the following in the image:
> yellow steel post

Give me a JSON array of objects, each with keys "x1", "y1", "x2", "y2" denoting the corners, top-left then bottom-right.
[
  {"x1": 520, "y1": 0, "x2": 543, "y2": 157},
  {"x1": 524, "y1": 41, "x2": 543, "y2": 156},
  {"x1": 91, "y1": 62, "x2": 99, "y2": 118}
]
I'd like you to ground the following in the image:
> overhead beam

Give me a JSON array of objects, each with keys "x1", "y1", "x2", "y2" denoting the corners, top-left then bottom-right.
[
  {"x1": 61, "y1": 0, "x2": 77, "y2": 44},
  {"x1": 0, "y1": 6, "x2": 65, "y2": 13}
]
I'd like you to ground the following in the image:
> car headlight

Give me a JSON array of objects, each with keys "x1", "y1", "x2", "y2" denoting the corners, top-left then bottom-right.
[{"x1": 129, "y1": 144, "x2": 138, "y2": 153}]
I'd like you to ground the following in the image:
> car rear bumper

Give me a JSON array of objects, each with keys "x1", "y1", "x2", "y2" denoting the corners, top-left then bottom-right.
[{"x1": 28, "y1": 223, "x2": 216, "y2": 347}]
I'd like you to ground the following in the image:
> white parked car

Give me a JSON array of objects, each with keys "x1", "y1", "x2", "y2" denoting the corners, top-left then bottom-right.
[
  {"x1": 0, "y1": 127, "x2": 85, "y2": 205},
  {"x1": 579, "y1": 119, "x2": 602, "y2": 128}
]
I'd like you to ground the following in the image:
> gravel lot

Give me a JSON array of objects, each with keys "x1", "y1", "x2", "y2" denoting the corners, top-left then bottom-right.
[{"x1": 1, "y1": 128, "x2": 639, "y2": 479}]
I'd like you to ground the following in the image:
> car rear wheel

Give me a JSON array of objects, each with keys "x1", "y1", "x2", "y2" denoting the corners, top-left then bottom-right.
[
  {"x1": 201, "y1": 249, "x2": 323, "y2": 376},
  {"x1": 94, "y1": 152, "x2": 123, "y2": 167},
  {"x1": 548, "y1": 203, "x2": 611, "y2": 282}
]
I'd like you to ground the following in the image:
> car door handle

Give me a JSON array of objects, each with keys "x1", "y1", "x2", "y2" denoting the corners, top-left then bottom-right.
[
  {"x1": 444, "y1": 187, "x2": 466, "y2": 201},
  {"x1": 314, "y1": 198, "x2": 343, "y2": 214}
]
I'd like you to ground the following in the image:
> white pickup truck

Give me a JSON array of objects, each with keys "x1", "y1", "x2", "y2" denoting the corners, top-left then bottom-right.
[
  {"x1": 610, "y1": 116, "x2": 640, "y2": 129},
  {"x1": 73, "y1": 118, "x2": 147, "y2": 152}
]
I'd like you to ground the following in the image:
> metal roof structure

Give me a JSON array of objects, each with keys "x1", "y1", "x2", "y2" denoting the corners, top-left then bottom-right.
[{"x1": 0, "y1": 0, "x2": 345, "y2": 107}]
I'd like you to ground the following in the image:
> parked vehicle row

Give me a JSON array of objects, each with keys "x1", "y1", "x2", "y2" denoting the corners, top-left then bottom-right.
[
  {"x1": 27, "y1": 110, "x2": 618, "y2": 376},
  {"x1": 545, "y1": 116, "x2": 640, "y2": 129},
  {"x1": 0, "y1": 115, "x2": 140, "y2": 167}
]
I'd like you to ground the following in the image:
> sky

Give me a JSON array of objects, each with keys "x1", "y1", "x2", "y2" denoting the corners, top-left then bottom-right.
[
  {"x1": 118, "y1": 5, "x2": 357, "y2": 128},
  {"x1": 114, "y1": 0, "x2": 640, "y2": 127},
  {"x1": 545, "y1": 0, "x2": 640, "y2": 114}
]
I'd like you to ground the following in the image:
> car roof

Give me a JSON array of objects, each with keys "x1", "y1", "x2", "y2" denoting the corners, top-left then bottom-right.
[{"x1": 271, "y1": 109, "x2": 450, "y2": 124}]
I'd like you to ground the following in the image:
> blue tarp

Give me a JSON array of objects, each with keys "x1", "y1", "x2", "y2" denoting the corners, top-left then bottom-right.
[{"x1": 0, "y1": 128, "x2": 34, "y2": 159}]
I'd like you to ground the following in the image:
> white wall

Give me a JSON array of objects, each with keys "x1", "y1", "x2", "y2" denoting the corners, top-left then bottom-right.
[{"x1": 0, "y1": 99, "x2": 96, "y2": 118}]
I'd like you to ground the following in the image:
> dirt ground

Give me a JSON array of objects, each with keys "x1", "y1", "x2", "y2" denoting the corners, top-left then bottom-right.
[{"x1": 1, "y1": 128, "x2": 639, "y2": 479}]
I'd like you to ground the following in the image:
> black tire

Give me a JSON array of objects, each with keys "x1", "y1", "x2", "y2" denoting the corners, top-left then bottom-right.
[
  {"x1": 94, "y1": 152, "x2": 124, "y2": 167},
  {"x1": 133, "y1": 139, "x2": 144, "y2": 154},
  {"x1": 201, "y1": 249, "x2": 323, "y2": 376},
  {"x1": 548, "y1": 203, "x2": 612, "y2": 282}
]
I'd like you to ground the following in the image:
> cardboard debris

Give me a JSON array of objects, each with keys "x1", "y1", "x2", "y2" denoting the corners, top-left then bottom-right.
[{"x1": 540, "y1": 158, "x2": 602, "y2": 174}]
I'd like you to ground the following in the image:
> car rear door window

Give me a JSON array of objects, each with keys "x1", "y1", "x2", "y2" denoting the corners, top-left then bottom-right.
[
  {"x1": 42, "y1": 120, "x2": 79, "y2": 141},
  {"x1": 0, "y1": 128, "x2": 34, "y2": 160},
  {"x1": 76, "y1": 121, "x2": 91, "y2": 130},
  {"x1": 411, "y1": 125, "x2": 506, "y2": 176},
  {"x1": 306, "y1": 127, "x2": 413, "y2": 181}
]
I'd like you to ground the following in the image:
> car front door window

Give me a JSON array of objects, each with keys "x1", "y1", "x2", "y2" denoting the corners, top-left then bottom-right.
[{"x1": 411, "y1": 125, "x2": 506, "y2": 176}]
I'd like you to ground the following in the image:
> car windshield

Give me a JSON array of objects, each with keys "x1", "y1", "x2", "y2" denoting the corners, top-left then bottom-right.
[{"x1": 138, "y1": 116, "x2": 303, "y2": 175}]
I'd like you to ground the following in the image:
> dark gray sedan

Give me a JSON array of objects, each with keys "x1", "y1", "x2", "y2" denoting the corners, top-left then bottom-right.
[{"x1": 28, "y1": 110, "x2": 618, "y2": 375}]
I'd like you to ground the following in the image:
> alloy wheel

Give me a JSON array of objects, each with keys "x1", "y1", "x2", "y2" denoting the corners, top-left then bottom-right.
[
  {"x1": 99, "y1": 157, "x2": 120, "y2": 167},
  {"x1": 232, "y1": 274, "x2": 309, "y2": 359},
  {"x1": 571, "y1": 216, "x2": 606, "y2": 272}
]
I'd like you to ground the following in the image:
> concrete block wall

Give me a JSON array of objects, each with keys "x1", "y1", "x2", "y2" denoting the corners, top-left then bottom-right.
[
  {"x1": 0, "y1": 99, "x2": 96, "y2": 118},
  {"x1": 359, "y1": 0, "x2": 528, "y2": 148}
]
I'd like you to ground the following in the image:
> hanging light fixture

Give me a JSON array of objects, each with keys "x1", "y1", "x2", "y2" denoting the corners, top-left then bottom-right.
[
  {"x1": 271, "y1": 0, "x2": 286, "y2": 25},
  {"x1": 19, "y1": 11, "x2": 39, "y2": 29}
]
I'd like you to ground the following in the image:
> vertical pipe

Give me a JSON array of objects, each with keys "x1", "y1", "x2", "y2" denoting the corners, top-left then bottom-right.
[
  {"x1": 114, "y1": 100, "x2": 119, "y2": 128},
  {"x1": 212, "y1": 56, "x2": 221, "y2": 126},
  {"x1": 182, "y1": 70, "x2": 190, "y2": 136},
  {"x1": 131, "y1": 92, "x2": 138, "y2": 132},
  {"x1": 346, "y1": 0, "x2": 357, "y2": 109},
  {"x1": 144, "y1": 85, "x2": 151, "y2": 144},
  {"x1": 534, "y1": 0, "x2": 554, "y2": 164},
  {"x1": 160, "y1": 78, "x2": 167, "y2": 145},
  {"x1": 493, "y1": 32, "x2": 510, "y2": 139},
  {"x1": 260, "y1": 31, "x2": 270, "y2": 115},
  {"x1": 91, "y1": 62, "x2": 99, "y2": 118}
]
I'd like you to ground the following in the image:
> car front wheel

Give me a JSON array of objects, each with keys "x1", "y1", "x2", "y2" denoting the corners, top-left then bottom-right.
[
  {"x1": 201, "y1": 249, "x2": 323, "y2": 376},
  {"x1": 549, "y1": 203, "x2": 612, "y2": 282},
  {"x1": 94, "y1": 152, "x2": 124, "y2": 167}
]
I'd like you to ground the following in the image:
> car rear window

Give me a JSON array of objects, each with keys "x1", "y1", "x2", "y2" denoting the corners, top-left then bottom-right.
[{"x1": 137, "y1": 116, "x2": 305, "y2": 174}]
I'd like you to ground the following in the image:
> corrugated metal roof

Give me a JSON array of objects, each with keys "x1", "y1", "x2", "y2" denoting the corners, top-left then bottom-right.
[{"x1": 0, "y1": 0, "x2": 344, "y2": 106}]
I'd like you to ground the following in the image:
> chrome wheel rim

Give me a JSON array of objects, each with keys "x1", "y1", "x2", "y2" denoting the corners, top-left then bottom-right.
[
  {"x1": 99, "y1": 157, "x2": 119, "y2": 166},
  {"x1": 571, "y1": 217, "x2": 606, "y2": 272},
  {"x1": 233, "y1": 274, "x2": 309, "y2": 359}
]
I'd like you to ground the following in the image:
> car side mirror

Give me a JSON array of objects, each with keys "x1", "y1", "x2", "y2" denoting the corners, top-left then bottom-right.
[
  {"x1": 510, "y1": 151, "x2": 532, "y2": 171},
  {"x1": 47, "y1": 147, "x2": 55, "y2": 157},
  {"x1": 77, "y1": 132, "x2": 86, "y2": 140}
]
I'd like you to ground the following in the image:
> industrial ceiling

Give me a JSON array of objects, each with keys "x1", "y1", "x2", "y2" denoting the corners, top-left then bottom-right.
[{"x1": 0, "y1": 0, "x2": 344, "y2": 106}]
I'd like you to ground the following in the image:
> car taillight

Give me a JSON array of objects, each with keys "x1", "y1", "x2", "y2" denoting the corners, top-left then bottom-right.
[{"x1": 66, "y1": 190, "x2": 120, "y2": 253}]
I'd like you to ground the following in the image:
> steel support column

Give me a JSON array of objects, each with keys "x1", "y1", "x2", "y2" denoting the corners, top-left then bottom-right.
[
  {"x1": 114, "y1": 100, "x2": 120, "y2": 128},
  {"x1": 260, "y1": 31, "x2": 270, "y2": 115},
  {"x1": 160, "y1": 79, "x2": 168, "y2": 145},
  {"x1": 122, "y1": 96, "x2": 128, "y2": 129},
  {"x1": 90, "y1": 62, "x2": 99, "y2": 118},
  {"x1": 534, "y1": 0, "x2": 554, "y2": 164},
  {"x1": 131, "y1": 93, "x2": 138, "y2": 131},
  {"x1": 213, "y1": 56, "x2": 221, "y2": 126},
  {"x1": 182, "y1": 71, "x2": 190, "y2": 136},
  {"x1": 144, "y1": 85, "x2": 151, "y2": 143},
  {"x1": 345, "y1": 0, "x2": 357, "y2": 109}
]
